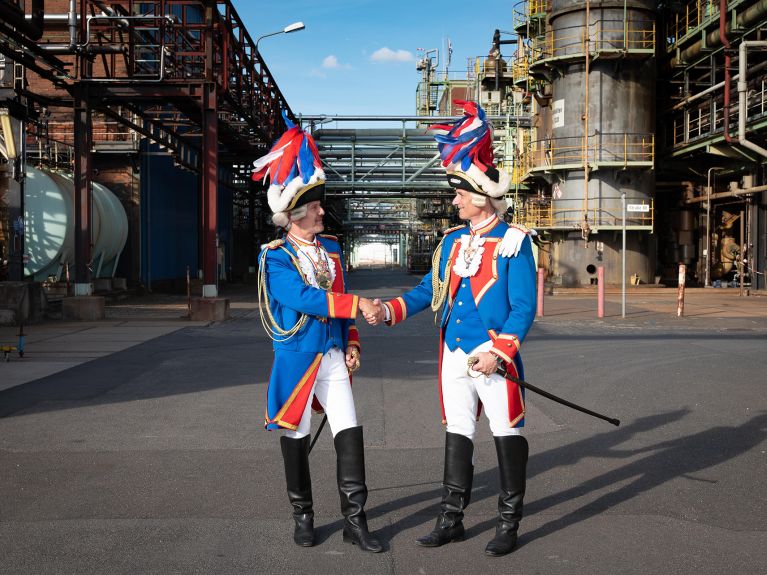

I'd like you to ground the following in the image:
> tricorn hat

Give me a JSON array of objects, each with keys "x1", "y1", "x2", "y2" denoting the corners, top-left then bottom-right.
[
  {"x1": 430, "y1": 100, "x2": 510, "y2": 198},
  {"x1": 252, "y1": 111, "x2": 326, "y2": 221}
]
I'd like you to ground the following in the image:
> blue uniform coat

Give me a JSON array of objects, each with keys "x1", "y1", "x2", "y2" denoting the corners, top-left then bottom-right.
[
  {"x1": 385, "y1": 219, "x2": 536, "y2": 426},
  {"x1": 259, "y1": 235, "x2": 360, "y2": 430}
]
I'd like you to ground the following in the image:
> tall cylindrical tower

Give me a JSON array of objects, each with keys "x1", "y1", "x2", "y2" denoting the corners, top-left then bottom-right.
[{"x1": 544, "y1": 0, "x2": 656, "y2": 285}]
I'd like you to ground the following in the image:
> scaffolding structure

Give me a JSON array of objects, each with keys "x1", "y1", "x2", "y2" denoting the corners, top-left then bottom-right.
[
  {"x1": 0, "y1": 0, "x2": 290, "y2": 294},
  {"x1": 657, "y1": 0, "x2": 767, "y2": 288}
]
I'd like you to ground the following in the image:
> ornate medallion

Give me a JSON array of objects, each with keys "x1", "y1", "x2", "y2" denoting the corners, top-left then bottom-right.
[{"x1": 315, "y1": 271, "x2": 332, "y2": 291}]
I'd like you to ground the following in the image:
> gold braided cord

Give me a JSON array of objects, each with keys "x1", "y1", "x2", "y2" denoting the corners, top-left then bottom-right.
[
  {"x1": 258, "y1": 246, "x2": 309, "y2": 342},
  {"x1": 430, "y1": 237, "x2": 449, "y2": 318}
]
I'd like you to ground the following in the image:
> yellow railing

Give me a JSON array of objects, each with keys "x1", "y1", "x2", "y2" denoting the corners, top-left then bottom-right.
[
  {"x1": 513, "y1": 0, "x2": 550, "y2": 29},
  {"x1": 513, "y1": 2, "x2": 528, "y2": 30},
  {"x1": 471, "y1": 56, "x2": 514, "y2": 81},
  {"x1": 529, "y1": 0, "x2": 549, "y2": 16},
  {"x1": 512, "y1": 54, "x2": 530, "y2": 83},
  {"x1": 667, "y1": 0, "x2": 719, "y2": 47},
  {"x1": 515, "y1": 199, "x2": 654, "y2": 229},
  {"x1": 669, "y1": 73, "x2": 767, "y2": 148},
  {"x1": 516, "y1": 201, "x2": 555, "y2": 228},
  {"x1": 533, "y1": 20, "x2": 655, "y2": 63},
  {"x1": 593, "y1": 21, "x2": 656, "y2": 51},
  {"x1": 521, "y1": 133, "x2": 655, "y2": 172}
]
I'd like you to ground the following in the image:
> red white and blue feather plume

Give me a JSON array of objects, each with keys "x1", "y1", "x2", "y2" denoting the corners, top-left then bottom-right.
[
  {"x1": 429, "y1": 100, "x2": 509, "y2": 198},
  {"x1": 252, "y1": 111, "x2": 325, "y2": 214}
]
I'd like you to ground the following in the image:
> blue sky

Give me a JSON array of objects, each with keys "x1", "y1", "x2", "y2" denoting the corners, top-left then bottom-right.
[{"x1": 236, "y1": 1, "x2": 516, "y2": 117}]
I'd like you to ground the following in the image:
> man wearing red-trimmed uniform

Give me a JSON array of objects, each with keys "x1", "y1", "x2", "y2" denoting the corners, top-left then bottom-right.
[
  {"x1": 366, "y1": 101, "x2": 536, "y2": 556},
  {"x1": 254, "y1": 113, "x2": 382, "y2": 553}
]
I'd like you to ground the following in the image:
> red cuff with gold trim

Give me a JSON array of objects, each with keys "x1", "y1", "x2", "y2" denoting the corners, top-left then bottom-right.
[
  {"x1": 490, "y1": 333, "x2": 521, "y2": 363},
  {"x1": 348, "y1": 325, "x2": 361, "y2": 349},
  {"x1": 327, "y1": 293, "x2": 359, "y2": 319},
  {"x1": 384, "y1": 297, "x2": 408, "y2": 326}
]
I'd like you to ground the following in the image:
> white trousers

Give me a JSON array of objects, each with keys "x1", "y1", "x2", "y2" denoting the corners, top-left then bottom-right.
[
  {"x1": 442, "y1": 340, "x2": 522, "y2": 441},
  {"x1": 284, "y1": 347, "x2": 358, "y2": 439}
]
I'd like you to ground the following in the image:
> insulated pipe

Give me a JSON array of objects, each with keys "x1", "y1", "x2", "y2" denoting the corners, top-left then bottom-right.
[
  {"x1": 24, "y1": 14, "x2": 79, "y2": 21},
  {"x1": 722, "y1": 0, "x2": 734, "y2": 143},
  {"x1": 583, "y1": 0, "x2": 591, "y2": 229},
  {"x1": 68, "y1": 0, "x2": 77, "y2": 49},
  {"x1": 671, "y1": 0, "x2": 767, "y2": 66},
  {"x1": 303, "y1": 115, "x2": 529, "y2": 123},
  {"x1": 41, "y1": 44, "x2": 125, "y2": 54},
  {"x1": 685, "y1": 182, "x2": 767, "y2": 203},
  {"x1": 671, "y1": 59, "x2": 767, "y2": 110},
  {"x1": 738, "y1": 41, "x2": 767, "y2": 158}
]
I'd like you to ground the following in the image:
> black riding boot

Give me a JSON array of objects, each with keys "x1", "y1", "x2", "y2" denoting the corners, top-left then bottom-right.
[
  {"x1": 485, "y1": 435, "x2": 528, "y2": 557},
  {"x1": 280, "y1": 435, "x2": 315, "y2": 547},
  {"x1": 416, "y1": 432, "x2": 474, "y2": 547},
  {"x1": 334, "y1": 426, "x2": 383, "y2": 553}
]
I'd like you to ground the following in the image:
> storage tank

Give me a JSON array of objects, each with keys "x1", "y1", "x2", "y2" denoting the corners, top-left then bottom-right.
[
  {"x1": 23, "y1": 167, "x2": 128, "y2": 281},
  {"x1": 548, "y1": 0, "x2": 656, "y2": 285}
]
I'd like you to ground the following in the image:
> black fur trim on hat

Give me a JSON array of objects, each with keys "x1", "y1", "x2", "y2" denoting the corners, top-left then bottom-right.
[
  {"x1": 445, "y1": 172, "x2": 484, "y2": 194},
  {"x1": 288, "y1": 181, "x2": 326, "y2": 210}
]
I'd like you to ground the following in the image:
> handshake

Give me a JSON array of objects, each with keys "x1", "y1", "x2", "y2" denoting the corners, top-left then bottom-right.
[{"x1": 358, "y1": 298, "x2": 386, "y2": 326}]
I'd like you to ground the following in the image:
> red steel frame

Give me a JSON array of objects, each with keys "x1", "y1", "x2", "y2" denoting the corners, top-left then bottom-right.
[{"x1": 0, "y1": 0, "x2": 290, "y2": 291}]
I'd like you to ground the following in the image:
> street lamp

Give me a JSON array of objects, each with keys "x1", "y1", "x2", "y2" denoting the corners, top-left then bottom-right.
[{"x1": 255, "y1": 21, "x2": 306, "y2": 54}]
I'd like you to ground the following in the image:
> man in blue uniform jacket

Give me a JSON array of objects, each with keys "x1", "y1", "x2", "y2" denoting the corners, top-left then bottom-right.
[
  {"x1": 253, "y1": 114, "x2": 382, "y2": 553},
  {"x1": 365, "y1": 101, "x2": 537, "y2": 556}
]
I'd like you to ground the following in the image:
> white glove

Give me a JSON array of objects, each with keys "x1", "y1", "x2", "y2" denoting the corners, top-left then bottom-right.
[{"x1": 498, "y1": 225, "x2": 535, "y2": 258}]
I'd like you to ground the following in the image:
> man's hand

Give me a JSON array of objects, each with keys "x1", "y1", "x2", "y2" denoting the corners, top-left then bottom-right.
[
  {"x1": 346, "y1": 345, "x2": 361, "y2": 372},
  {"x1": 359, "y1": 297, "x2": 385, "y2": 326},
  {"x1": 468, "y1": 351, "x2": 501, "y2": 377}
]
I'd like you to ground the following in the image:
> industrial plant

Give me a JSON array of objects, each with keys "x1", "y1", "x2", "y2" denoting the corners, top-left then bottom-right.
[{"x1": 1, "y1": 0, "x2": 765, "y2": 323}]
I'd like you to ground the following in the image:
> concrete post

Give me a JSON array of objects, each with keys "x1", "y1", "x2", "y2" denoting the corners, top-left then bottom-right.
[
  {"x1": 536, "y1": 268, "x2": 545, "y2": 317},
  {"x1": 677, "y1": 264, "x2": 686, "y2": 317},
  {"x1": 597, "y1": 266, "x2": 605, "y2": 318}
]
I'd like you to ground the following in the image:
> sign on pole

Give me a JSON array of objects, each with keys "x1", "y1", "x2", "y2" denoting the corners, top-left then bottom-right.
[{"x1": 626, "y1": 204, "x2": 650, "y2": 212}]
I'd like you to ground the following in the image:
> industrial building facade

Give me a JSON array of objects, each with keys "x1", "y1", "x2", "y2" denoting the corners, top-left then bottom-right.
[{"x1": 1, "y1": 0, "x2": 766, "y2": 318}]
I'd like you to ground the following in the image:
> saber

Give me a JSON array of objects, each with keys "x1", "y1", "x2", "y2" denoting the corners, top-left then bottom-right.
[
  {"x1": 468, "y1": 357, "x2": 620, "y2": 426},
  {"x1": 308, "y1": 415, "x2": 328, "y2": 454}
]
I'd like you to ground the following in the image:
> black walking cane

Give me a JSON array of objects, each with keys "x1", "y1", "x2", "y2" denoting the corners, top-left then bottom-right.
[{"x1": 468, "y1": 357, "x2": 620, "y2": 426}]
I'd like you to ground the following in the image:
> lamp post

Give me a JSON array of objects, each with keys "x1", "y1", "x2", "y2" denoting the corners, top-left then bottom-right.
[{"x1": 255, "y1": 21, "x2": 305, "y2": 55}]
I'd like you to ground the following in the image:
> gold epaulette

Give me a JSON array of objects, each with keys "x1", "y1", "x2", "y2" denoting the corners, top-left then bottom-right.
[
  {"x1": 264, "y1": 239, "x2": 285, "y2": 250},
  {"x1": 443, "y1": 224, "x2": 468, "y2": 235},
  {"x1": 319, "y1": 233, "x2": 338, "y2": 242}
]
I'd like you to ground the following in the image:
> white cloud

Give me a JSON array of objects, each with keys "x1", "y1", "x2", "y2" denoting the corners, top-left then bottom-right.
[
  {"x1": 322, "y1": 55, "x2": 351, "y2": 69},
  {"x1": 370, "y1": 47, "x2": 414, "y2": 63}
]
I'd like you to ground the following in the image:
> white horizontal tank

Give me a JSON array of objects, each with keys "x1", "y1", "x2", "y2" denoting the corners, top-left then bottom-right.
[{"x1": 24, "y1": 167, "x2": 128, "y2": 281}]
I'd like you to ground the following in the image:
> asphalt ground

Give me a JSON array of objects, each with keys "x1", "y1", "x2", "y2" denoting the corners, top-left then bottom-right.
[{"x1": 1, "y1": 269, "x2": 766, "y2": 574}]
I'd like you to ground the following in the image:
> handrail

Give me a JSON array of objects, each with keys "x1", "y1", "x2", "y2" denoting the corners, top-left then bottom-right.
[
  {"x1": 532, "y1": 19, "x2": 655, "y2": 64},
  {"x1": 521, "y1": 133, "x2": 655, "y2": 172},
  {"x1": 666, "y1": 69, "x2": 767, "y2": 148},
  {"x1": 515, "y1": 198, "x2": 654, "y2": 229}
]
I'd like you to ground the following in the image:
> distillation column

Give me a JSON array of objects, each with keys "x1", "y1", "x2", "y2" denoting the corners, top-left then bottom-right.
[{"x1": 548, "y1": 0, "x2": 656, "y2": 285}]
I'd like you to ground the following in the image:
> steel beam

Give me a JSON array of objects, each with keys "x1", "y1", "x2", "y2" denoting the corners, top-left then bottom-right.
[
  {"x1": 201, "y1": 82, "x2": 218, "y2": 297},
  {"x1": 72, "y1": 85, "x2": 93, "y2": 293}
]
